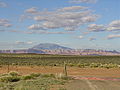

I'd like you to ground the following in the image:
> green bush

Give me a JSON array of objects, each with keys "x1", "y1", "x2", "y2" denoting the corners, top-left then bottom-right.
[
  {"x1": 9, "y1": 71, "x2": 19, "y2": 77},
  {"x1": 77, "y1": 63, "x2": 85, "y2": 68},
  {"x1": 90, "y1": 63, "x2": 99, "y2": 68},
  {"x1": 68, "y1": 63, "x2": 75, "y2": 67},
  {"x1": 22, "y1": 75, "x2": 34, "y2": 80},
  {"x1": 0, "y1": 73, "x2": 9, "y2": 77},
  {"x1": 41, "y1": 74, "x2": 55, "y2": 78},
  {"x1": 0, "y1": 76, "x2": 20, "y2": 82},
  {"x1": 30, "y1": 73, "x2": 41, "y2": 77}
]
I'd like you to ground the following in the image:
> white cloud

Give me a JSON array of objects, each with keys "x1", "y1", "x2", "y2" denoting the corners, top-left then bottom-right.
[
  {"x1": 69, "y1": 0, "x2": 97, "y2": 4},
  {"x1": 87, "y1": 20, "x2": 120, "y2": 32},
  {"x1": 33, "y1": 10, "x2": 91, "y2": 21},
  {"x1": 0, "y1": 19, "x2": 12, "y2": 27},
  {"x1": 26, "y1": 6, "x2": 98, "y2": 31},
  {"x1": 64, "y1": 27, "x2": 77, "y2": 31},
  {"x1": 26, "y1": 42, "x2": 33, "y2": 44},
  {"x1": 16, "y1": 41, "x2": 33, "y2": 45},
  {"x1": 36, "y1": 31, "x2": 73, "y2": 34},
  {"x1": 107, "y1": 20, "x2": 120, "y2": 31},
  {"x1": 34, "y1": 16, "x2": 47, "y2": 21},
  {"x1": 9, "y1": 30, "x2": 73, "y2": 34},
  {"x1": 28, "y1": 24, "x2": 46, "y2": 30},
  {"x1": 0, "y1": 2, "x2": 7, "y2": 7},
  {"x1": 16, "y1": 41, "x2": 25, "y2": 44},
  {"x1": 25, "y1": 7, "x2": 38, "y2": 14},
  {"x1": 88, "y1": 24, "x2": 106, "y2": 32},
  {"x1": 107, "y1": 34, "x2": 120, "y2": 39},
  {"x1": 58, "y1": 6, "x2": 88, "y2": 12},
  {"x1": 81, "y1": 15, "x2": 98, "y2": 23}
]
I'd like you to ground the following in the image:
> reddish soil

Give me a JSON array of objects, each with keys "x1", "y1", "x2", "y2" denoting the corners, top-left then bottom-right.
[{"x1": 0, "y1": 66, "x2": 120, "y2": 78}]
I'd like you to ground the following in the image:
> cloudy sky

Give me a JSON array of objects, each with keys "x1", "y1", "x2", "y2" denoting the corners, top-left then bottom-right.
[{"x1": 0, "y1": 0, "x2": 120, "y2": 51}]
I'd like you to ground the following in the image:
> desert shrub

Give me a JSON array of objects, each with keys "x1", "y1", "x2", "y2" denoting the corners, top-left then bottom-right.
[
  {"x1": 68, "y1": 63, "x2": 75, "y2": 67},
  {"x1": 102, "y1": 63, "x2": 118, "y2": 69},
  {"x1": 9, "y1": 71, "x2": 19, "y2": 77},
  {"x1": 41, "y1": 74, "x2": 55, "y2": 78},
  {"x1": 103, "y1": 64, "x2": 110, "y2": 69},
  {"x1": 77, "y1": 63, "x2": 85, "y2": 68},
  {"x1": 0, "y1": 71, "x2": 20, "y2": 82},
  {"x1": 22, "y1": 75, "x2": 34, "y2": 80},
  {"x1": 90, "y1": 63, "x2": 100, "y2": 68},
  {"x1": 0, "y1": 76, "x2": 20, "y2": 82},
  {"x1": 0, "y1": 73, "x2": 9, "y2": 77},
  {"x1": 110, "y1": 64, "x2": 118, "y2": 68},
  {"x1": 30, "y1": 73, "x2": 41, "y2": 77}
]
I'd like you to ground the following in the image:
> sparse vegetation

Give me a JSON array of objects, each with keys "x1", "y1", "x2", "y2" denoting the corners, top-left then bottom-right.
[
  {"x1": 0, "y1": 53, "x2": 120, "y2": 90},
  {"x1": 0, "y1": 53, "x2": 120, "y2": 69},
  {"x1": 0, "y1": 72, "x2": 69, "y2": 90}
]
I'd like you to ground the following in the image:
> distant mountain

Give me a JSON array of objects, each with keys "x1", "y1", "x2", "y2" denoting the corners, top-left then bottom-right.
[
  {"x1": 31, "y1": 43, "x2": 72, "y2": 50},
  {"x1": 0, "y1": 43, "x2": 120, "y2": 56}
]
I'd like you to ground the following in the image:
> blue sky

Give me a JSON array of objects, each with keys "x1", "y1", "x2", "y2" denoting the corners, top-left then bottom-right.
[{"x1": 0, "y1": 0, "x2": 120, "y2": 51}]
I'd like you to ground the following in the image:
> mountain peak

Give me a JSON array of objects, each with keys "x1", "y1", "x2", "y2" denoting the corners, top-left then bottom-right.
[{"x1": 31, "y1": 43, "x2": 72, "y2": 50}]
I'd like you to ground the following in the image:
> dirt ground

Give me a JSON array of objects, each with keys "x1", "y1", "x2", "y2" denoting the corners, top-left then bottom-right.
[
  {"x1": 1, "y1": 66, "x2": 120, "y2": 90},
  {"x1": 65, "y1": 79, "x2": 120, "y2": 90},
  {"x1": 0, "y1": 66, "x2": 120, "y2": 78}
]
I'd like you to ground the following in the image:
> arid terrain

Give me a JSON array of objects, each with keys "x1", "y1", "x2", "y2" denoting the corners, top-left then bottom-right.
[
  {"x1": 0, "y1": 66, "x2": 120, "y2": 78},
  {"x1": 0, "y1": 54, "x2": 120, "y2": 90},
  {"x1": 0, "y1": 0, "x2": 120, "y2": 89},
  {"x1": 1, "y1": 66, "x2": 120, "y2": 90}
]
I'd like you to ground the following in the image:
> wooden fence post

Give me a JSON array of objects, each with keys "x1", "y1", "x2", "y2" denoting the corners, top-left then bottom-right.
[{"x1": 64, "y1": 61, "x2": 67, "y2": 77}]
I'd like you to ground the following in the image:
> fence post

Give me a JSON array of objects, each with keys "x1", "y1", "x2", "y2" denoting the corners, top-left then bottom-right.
[
  {"x1": 64, "y1": 61, "x2": 67, "y2": 77},
  {"x1": 7, "y1": 61, "x2": 10, "y2": 73}
]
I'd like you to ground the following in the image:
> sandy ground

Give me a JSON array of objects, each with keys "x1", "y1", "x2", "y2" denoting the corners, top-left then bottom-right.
[{"x1": 0, "y1": 66, "x2": 120, "y2": 78}]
